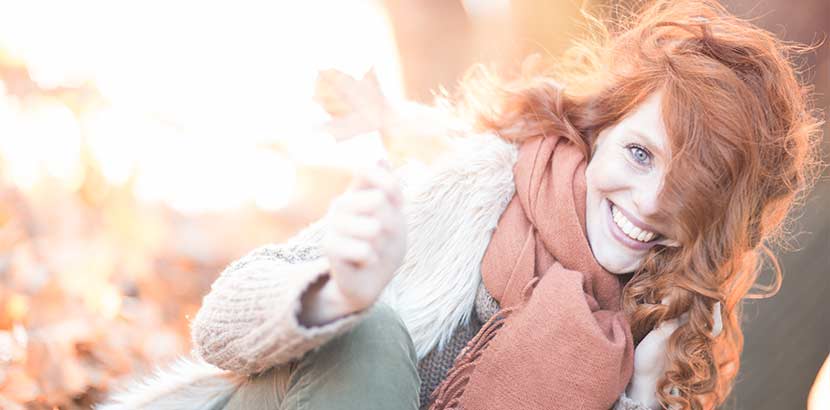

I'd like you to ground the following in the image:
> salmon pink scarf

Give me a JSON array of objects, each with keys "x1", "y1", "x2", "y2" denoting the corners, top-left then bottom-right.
[{"x1": 429, "y1": 135, "x2": 634, "y2": 410}]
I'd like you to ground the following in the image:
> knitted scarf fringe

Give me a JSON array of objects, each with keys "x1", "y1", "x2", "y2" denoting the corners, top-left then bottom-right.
[{"x1": 427, "y1": 277, "x2": 541, "y2": 410}]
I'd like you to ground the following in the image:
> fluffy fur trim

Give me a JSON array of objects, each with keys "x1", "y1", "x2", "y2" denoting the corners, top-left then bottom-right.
[
  {"x1": 96, "y1": 354, "x2": 245, "y2": 410},
  {"x1": 380, "y1": 132, "x2": 518, "y2": 359}
]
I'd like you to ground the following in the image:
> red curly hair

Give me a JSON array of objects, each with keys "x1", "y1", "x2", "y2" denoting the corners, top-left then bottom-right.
[{"x1": 454, "y1": 1, "x2": 824, "y2": 408}]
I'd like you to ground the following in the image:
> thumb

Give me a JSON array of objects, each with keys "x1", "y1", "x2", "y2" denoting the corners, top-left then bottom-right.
[{"x1": 653, "y1": 317, "x2": 681, "y2": 340}]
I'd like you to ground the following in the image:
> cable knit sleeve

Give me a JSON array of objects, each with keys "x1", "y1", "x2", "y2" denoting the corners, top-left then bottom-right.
[{"x1": 189, "y1": 218, "x2": 371, "y2": 375}]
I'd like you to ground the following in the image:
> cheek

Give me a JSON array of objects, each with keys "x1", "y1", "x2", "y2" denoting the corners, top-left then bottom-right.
[{"x1": 587, "y1": 153, "x2": 626, "y2": 195}]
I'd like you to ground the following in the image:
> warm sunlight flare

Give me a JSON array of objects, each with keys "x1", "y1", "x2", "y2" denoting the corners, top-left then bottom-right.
[{"x1": 0, "y1": 0, "x2": 404, "y2": 213}]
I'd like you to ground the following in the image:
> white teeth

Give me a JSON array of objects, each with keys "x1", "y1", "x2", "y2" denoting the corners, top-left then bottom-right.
[{"x1": 611, "y1": 204, "x2": 658, "y2": 243}]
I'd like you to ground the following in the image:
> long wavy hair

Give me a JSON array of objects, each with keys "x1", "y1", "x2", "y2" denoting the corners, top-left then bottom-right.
[{"x1": 453, "y1": 1, "x2": 824, "y2": 408}]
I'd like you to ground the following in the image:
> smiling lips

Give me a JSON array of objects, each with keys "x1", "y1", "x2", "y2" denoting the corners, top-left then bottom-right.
[
  {"x1": 608, "y1": 201, "x2": 662, "y2": 251},
  {"x1": 611, "y1": 205, "x2": 657, "y2": 242}
]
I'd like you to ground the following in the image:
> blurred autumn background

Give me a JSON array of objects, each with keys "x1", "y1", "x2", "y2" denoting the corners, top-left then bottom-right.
[{"x1": 0, "y1": 0, "x2": 826, "y2": 409}]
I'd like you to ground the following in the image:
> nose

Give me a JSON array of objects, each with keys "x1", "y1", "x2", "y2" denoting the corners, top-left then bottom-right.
[{"x1": 632, "y1": 178, "x2": 662, "y2": 218}]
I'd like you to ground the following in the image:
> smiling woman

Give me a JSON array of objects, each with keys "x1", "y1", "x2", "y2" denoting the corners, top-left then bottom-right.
[
  {"x1": 97, "y1": 1, "x2": 823, "y2": 410},
  {"x1": 585, "y1": 91, "x2": 679, "y2": 274},
  {"x1": 463, "y1": 1, "x2": 823, "y2": 407}
]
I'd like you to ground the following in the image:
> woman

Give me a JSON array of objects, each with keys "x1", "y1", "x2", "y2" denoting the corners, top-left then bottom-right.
[{"x1": 100, "y1": 1, "x2": 822, "y2": 409}]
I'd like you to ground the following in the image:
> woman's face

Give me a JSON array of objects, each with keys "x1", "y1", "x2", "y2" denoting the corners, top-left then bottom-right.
[{"x1": 585, "y1": 91, "x2": 679, "y2": 274}]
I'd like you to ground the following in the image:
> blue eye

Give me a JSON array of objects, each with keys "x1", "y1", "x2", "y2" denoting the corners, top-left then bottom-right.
[{"x1": 627, "y1": 144, "x2": 652, "y2": 166}]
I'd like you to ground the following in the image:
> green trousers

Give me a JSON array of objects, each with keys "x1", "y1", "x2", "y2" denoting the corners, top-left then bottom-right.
[{"x1": 222, "y1": 302, "x2": 422, "y2": 410}]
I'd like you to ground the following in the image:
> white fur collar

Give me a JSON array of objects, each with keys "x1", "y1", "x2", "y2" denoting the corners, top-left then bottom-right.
[{"x1": 379, "y1": 132, "x2": 519, "y2": 359}]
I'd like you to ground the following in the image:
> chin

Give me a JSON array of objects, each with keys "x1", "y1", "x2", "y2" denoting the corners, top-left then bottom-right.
[
  {"x1": 587, "y1": 213, "x2": 643, "y2": 274},
  {"x1": 593, "y1": 247, "x2": 641, "y2": 274}
]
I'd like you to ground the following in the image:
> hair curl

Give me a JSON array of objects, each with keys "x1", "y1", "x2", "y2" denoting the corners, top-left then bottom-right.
[{"x1": 453, "y1": 1, "x2": 824, "y2": 408}]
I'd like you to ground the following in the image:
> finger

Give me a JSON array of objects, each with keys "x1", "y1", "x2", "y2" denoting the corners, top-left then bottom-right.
[
  {"x1": 338, "y1": 189, "x2": 388, "y2": 215},
  {"x1": 323, "y1": 232, "x2": 378, "y2": 266},
  {"x1": 372, "y1": 197, "x2": 405, "y2": 234},
  {"x1": 386, "y1": 178, "x2": 404, "y2": 208},
  {"x1": 375, "y1": 163, "x2": 404, "y2": 207},
  {"x1": 353, "y1": 165, "x2": 401, "y2": 204},
  {"x1": 352, "y1": 163, "x2": 393, "y2": 190},
  {"x1": 355, "y1": 159, "x2": 403, "y2": 206},
  {"x1": 332, "y1": 214, "x2": 382, "y2": 240},
  {"x1": 328, "y1": 251, "x2": 357, "y2": 277},
  {"x1": 653, "y1": 317, "x2": 681, "y2": 340},
  {"x1": 712, "y1": 301, "x2": 723, "y2": 337}
]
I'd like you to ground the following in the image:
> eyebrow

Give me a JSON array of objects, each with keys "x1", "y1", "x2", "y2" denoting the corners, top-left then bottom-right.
[{"x1": 628, "y1": 128, "x2": 666, "y2": 159}]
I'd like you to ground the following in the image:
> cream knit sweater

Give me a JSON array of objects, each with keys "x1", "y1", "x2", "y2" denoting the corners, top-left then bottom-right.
[{"x1": 188, "y1": 132, "x2": 652, "y2": 410}]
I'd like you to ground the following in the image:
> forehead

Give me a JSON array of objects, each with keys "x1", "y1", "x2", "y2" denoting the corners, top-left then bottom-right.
[{"x1": 620, "y1": 92, "x2": 669, "y2": 156}]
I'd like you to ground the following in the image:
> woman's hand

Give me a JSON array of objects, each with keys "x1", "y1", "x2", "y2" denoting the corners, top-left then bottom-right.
[
  {"x1": 626, "y1": 314, "x2": 684, "y2": 409},
  {"x1": 320, "y1": 160, "x2": 407, "y2": 312},
  {"x1": 627, "y1": 300, "x2": 722, "y2": 409}
]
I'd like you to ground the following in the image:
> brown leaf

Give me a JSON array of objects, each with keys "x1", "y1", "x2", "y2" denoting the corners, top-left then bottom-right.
[{"x1": 313, "y1": 68, "x2": 387, "y2": 141}]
